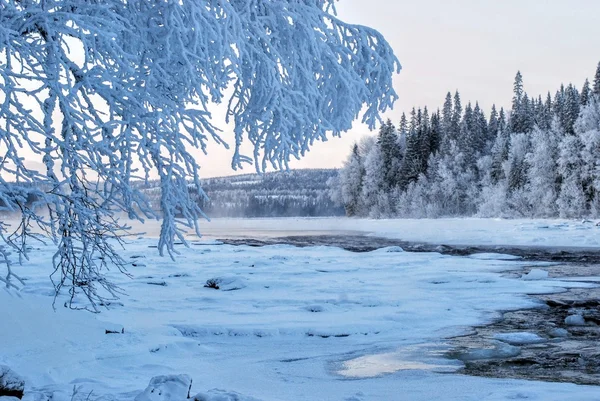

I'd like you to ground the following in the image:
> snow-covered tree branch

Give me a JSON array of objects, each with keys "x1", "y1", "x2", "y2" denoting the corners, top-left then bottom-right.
[{"x1": 0, "y1": 0, "x2": 400, "y2": 310}]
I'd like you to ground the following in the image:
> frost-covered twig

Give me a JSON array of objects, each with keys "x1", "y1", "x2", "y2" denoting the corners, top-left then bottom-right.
[{"x1": 0, "y1": 0, "x2": 400, "y2": 309}]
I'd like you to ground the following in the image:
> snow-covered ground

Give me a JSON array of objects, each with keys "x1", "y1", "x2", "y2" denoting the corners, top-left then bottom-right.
[{"x1": 2, "y1": 218, "x2": 600, "y2": 400}]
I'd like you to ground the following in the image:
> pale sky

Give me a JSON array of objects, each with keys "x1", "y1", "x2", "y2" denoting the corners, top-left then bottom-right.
[{"x1": 198, "y1": 0, "x2": 600, "y2": 178}]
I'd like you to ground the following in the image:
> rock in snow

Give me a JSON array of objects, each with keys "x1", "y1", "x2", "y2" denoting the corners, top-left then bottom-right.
[
  {"x1": 135, "y1": 375, "x2": 192, "y2": 401},
  {"x1": 0, "y1": 366, "x2": 25, "y2": 399},
  {"x1": 204, "y1": 277, "x2": 247, "y2": 291},
  {"x1": 565, "y1": 315, "x2": 586, "y2": 326},
  {"x1": 521, "y1": 269, "x2": 549, "y2": 280}
]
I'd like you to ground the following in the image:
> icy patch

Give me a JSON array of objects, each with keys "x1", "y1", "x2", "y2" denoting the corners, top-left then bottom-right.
[
  {"x1": 339, "y1": 352, "x2": 459, "y2": 378},
  {"x1": 338, "y1": 343, "x2": 461, "y2": 378},
  {"x1": 456, "y1": 342, "x2": 521, "y2": 361},
  {"x1": 192, "y1": 389, "x2": 262, "y2": 401},
  {"x1": 522, "y1": 269, "x2": 549, "y2": 280},
  {"x1": 134, "y1": 374, "x2": 192, "y2": 401},
  {"x1": 493, "y1": 332, "x2": 546, "y2": 345},
  {"x1": 468, "y1": 253, "x2": 522, "y2": 260}
]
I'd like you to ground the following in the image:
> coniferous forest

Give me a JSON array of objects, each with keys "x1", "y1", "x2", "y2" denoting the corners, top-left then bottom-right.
[{"x1": 329, "y1": 62, "x2": 600, "y2": 219}]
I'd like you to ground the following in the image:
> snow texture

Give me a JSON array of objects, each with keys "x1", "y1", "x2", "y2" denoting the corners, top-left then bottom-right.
[
  {"x1": 2, "y1": 221, "x2": 600, "y2": 400},
  {"x1": 135, "y1": 375, "x2": 192, "y2": 401}
]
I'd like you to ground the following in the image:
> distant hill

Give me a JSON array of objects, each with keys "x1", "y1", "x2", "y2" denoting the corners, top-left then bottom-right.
[{"x1": 142, "y1": 169, "x2": 344, "y2": 218}]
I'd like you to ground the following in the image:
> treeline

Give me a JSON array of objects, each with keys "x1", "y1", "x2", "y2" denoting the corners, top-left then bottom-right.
[
  {"x1": 329, "y1": 62, "x2": 600, "y2": 219},
  {"x1": 141, "y1": 169, "x2": 343, "y2": 218}
]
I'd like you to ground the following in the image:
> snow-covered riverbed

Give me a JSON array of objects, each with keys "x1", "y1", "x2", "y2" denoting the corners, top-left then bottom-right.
[{"x1": 2, "y1": 218, "x2": 600, "y2": 400}]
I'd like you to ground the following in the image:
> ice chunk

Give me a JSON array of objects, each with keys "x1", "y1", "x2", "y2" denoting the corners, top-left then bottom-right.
[
  {"x1": 549, "y1": 328, "x2": 569, "y2": 338},
  {"x1": 565, "y1": 315, "x2": 586, "y2": 326},
  {"x1": 135, "y1": 375, "x2": 192, "y2": 401},
  {"x1": 521, "y1": 269, "x2": 549, "y2": 280},
  {"x1": 493, "y1": 332, "x2": 545, "y2": 345}
]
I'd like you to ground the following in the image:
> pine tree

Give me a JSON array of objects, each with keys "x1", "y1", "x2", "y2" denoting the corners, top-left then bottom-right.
[
  {"x1": 399, "y1": 109, "x2": 423, "y2": 189},
  {"x1": 581, "y1": 79, "x2": 591, "y2": 106},
  {"x1": 442, "y1": 92, "x2": 454, "y2": 135},
  {"x1": 490, "y1": 108, "x2": 509, "y2": 184},
  {"x1": 521, "y1": 93, "x2": 534, "y2": 133},
  {"x1": 488, "y1": 105, "x2": 499, "y2": 142},
  {"x1": 459, "y1": 102, "x2": 483, "y2": 169},
  {"x1": 563, "y1": 84, "x2": 581, "y2": 135},
  {"x1": 594, "y1": 62, "x2": 600, "y2": 97},
  {"x1": 398, "y1": 113, "x2": 408, "y2": 153},
  {"x1": 474, "y1": 102, "x2": 489, "y2": 152},
  {"x1": 544, "y1": 92, "x2": 554, "y2": 129},
  {"x1": 510, "y1": 71, "x2": 525, "y2": 133},
  {"x1": 419, "y1": 107, "x2": 432, "y2": 173},
  {"x1": 378, "y1": 119, "x2": 402, "y2": 189},
  {"x1": 513, "y1": 71, "x2": 524, "y2": 106},
  {"x1": 429, "y1": 111, "x2": 442, "y2": 156},
  {"x1": 450, "y1": 91, "x2": 462, "y2": 143}
]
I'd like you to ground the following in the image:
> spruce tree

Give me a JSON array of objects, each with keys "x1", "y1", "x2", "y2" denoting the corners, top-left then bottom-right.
[
  {"x1": 377, "y1": 119, "x2": 402, "y2": 189},
  {"x1": 510, "y1": 71, "x2": 525, "y2": 133},
  {"x1": 429, "y1": 111, "x2": 442, "y2": 156},
  {"x1": 563, "y1": 84, "x2": 581, "y2": 135},
  {"x1": 520, "y1": 93, "x2": 534, "y2": 133},
  {"x1": 594, "y1": 61, "x2": 600, "y2": 96},
  {"x1": 442, "y1": 92, "x2": 453, "y2": 134},
  {"x1": 459, "y1": 102, "x2": 477, "y2": 167},
  {"x1": 544, "y1": 92, "x2": 554, "y2": 129},
  {"x1": 488, "y1": 105, "x2": 499, "y2": 140},
  {"x1": 398, "y1": 113, "x2": 408, "y2": 153},
  {"x1": 581, "y1": 79, "x2": 591, "y2": 106},
  {"x1": 490, "y1": 108, "x2": 509, "y2": 184},
  {"x1": 399, "y1": 109, "x2": 423, "y2": 189},
  {"x1": 419, "y1": 107, "x2": 432, "y2": 173},
  {"x1": 450, "y1": 91, "x2": 462, "y2": 142}
]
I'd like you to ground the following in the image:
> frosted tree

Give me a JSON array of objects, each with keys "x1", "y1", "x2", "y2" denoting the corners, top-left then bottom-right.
[
  {"x1": 556, "y1": 135, "x2": 586, "y2": 218},
  {"x1": 526, "y1": 124, "x2": 560, "y2": 217},
  {"x1": 334, "y1": 143, "x2": 365, "y2": 217},
  {"x1": 0, "y1": 0, "x2": 400, "y2": 309},
  {"x1": 576, "y1": 95, "x2": 600, "y2": 215},
  {"x1": 594, "y1": 62, "x2": 600, "y2": 96},
  {"x1": 361, "y1": 139, "x2": 390, "y2": 217}
]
